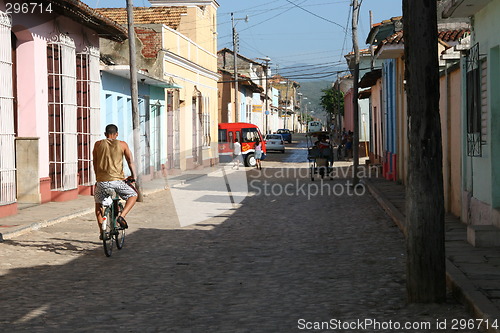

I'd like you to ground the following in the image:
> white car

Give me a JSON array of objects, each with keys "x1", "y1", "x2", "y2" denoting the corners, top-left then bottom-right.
[{"x1": 265, "y1": 134, "x2": 285, "y2": 153}]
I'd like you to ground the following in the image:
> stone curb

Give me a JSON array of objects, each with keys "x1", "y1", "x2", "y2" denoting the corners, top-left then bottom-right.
[
  {"x1": 362, "y1": 179, "x2": 407, "y2": 236},
  {"x1": 446, "y1": 260, "x2": 500, "y2": 333},
  {"x1": 0, "y1": 169, "x2": 218, "y2": 241},
  {"x1": 0, "y1": 208, "x2": 94, "y2": 241},
  {"x1": 364, "y1": 178, "x2": 500, "y2": 333},
  {"x1": 0, "y1": 186, "x2": 168, "y2": 241}
]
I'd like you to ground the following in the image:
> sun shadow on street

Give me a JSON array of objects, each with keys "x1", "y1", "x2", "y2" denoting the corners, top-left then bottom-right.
[{"x1": 0, "y1": 167, "x2": 473, "y2": 332}]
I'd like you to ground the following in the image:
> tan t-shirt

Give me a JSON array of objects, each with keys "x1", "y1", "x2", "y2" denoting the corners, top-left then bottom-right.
[{"x1": 93, "y1": 139, "x2": 125, "y2": 182}]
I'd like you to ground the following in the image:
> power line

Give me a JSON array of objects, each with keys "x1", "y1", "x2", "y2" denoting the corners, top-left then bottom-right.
[
  {"x1": 339, "y1": 4, "x2": 352, "y2": 61},
  {"x1": 237, "y1": 0, "x2": 309, "y2": 36},
  {"x1": 284, "y1": 0, "x2": 347, "y2": 33}
]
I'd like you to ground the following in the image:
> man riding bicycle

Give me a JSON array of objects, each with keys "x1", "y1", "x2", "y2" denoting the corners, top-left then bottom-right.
[{"x1": 93, "y1": 124, "x2": 138, "y2": 239}]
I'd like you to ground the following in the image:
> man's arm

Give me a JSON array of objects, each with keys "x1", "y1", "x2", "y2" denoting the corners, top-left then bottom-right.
[
  {"x1": 121, "y1": 141, "x2": 137, "y2": 180},
  {"x1": 92, "y1": 140, "x2": 101, "y2": 170}
]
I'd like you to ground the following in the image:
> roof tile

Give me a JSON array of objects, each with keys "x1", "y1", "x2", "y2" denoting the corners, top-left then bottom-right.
[{"x1": 96, "y1": 7, "x2": 187, "y2": 29}]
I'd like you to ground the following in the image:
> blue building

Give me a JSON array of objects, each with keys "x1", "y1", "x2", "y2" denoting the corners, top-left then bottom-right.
[{"x1": 100, "y1": 66, "x2": 172, "y2": 181}]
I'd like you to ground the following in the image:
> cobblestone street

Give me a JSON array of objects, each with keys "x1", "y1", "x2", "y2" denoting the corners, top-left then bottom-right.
[{"x1": 0, "y1": 138, "x2": 479, "y2": 332}]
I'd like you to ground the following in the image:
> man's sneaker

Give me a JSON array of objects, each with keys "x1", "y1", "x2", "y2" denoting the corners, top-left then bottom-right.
[{"x1": 117, "y1": 216, "x2": 128, "y2": 229}]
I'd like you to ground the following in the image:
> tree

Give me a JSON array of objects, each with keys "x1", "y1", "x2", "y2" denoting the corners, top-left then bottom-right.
[
  {"x1": 403, "y1": 0, "x2": 446, "y2": 302},
  {"x1": 320, "y1": 88, "x2": 344, "y2": 116}
]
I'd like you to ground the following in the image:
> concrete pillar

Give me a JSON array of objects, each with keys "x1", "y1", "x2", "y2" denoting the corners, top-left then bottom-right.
[{"x1": 15, "y1": 137, "x2": 40, "y2": 204}]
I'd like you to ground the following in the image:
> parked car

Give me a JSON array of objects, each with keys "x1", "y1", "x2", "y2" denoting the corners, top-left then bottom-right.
[
  {"x1": 265, "y1": 134, "x2": 285, "y2": 153},
  {"x1": 276, "y1": 129, "x2": 292, "y2": 143}
]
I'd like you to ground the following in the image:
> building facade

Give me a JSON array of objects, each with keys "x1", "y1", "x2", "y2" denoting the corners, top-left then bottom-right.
[
  {"x1": 99, "y1": 1, "x2": 220, "y2": 171},
  {"x1": 0, "y1": 0, "x2": 126, "y2": 218}
]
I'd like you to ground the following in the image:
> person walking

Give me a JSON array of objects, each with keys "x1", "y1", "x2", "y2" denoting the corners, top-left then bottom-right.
[
  {"x1": 254, "y1": 139, "x2": 263, "y2": 170},
  {"x1": 233, "y1": 138, "x2": 242, "y2": 170}
]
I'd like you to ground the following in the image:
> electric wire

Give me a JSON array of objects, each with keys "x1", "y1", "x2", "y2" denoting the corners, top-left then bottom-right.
[{"x1": 284, "y1": 0, "x2": 347, "y2": 33}]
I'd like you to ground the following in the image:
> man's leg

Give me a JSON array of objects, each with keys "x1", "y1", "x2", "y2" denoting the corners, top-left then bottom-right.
[
  {"x1": 95, "y1": 203, "x2": 104, "y2": 231},
  {"x1": 119, "y1": 195, "x2": 137, "y2": 218}
]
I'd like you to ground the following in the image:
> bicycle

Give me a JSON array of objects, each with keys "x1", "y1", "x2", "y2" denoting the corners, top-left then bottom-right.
[{"x1": 101, "y1": 189, "x2": 126, "y2": 257}]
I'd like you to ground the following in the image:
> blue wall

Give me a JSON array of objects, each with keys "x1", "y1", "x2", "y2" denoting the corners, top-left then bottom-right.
[
  {"x1": 383, "y1": 59, "x2": 397, "y2": 154},
  {"x1": 100, "y1": 71, "x2": 166, "y2": 176}
]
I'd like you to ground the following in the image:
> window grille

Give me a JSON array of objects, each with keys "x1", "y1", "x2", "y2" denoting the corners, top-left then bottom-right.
[
  {"x1": 139, "y1": 97, "x2": 151, "y2": 175},
  {"x1": 465, "y1": 43, "x2": 483, "y2": 157},
  {"x1": 202, "y1": 96, "x2": 211, "y2": 147},
  {"x1": 192, "y1": 95, "x2": 199, "y2": 164},
  {"x1": 47, "y1": 34, "x2": 78, "y2": 191},
  {"x1": 151, "y1": 101, "x2": 162, "y2": 172},
  {"x1": 0, "y1": 11, "x2": 15, "y2": 206},
  {"x1": 480, "y1": 59, "x2": 488, "y2": 144},
  {"x1": 173, "y1": 91, "x2": 180, "y2": 168},
  {"x1": 76, "y1": 47, "x2": 100, "y2": 186},
  {"x1": 246, "y1": 104, "x2": 251, "y2": 123}
]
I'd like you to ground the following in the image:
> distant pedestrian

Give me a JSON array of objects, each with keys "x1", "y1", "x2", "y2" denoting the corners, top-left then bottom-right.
[
  {"x1": 233, "y1": 138, "x2": 242, "y2": 170},
  {"x1": 255, "y1": 139, "x2": 263, "y2": 170},
  {"x1": 345, "y1": 131, "x2": 353, "y2": 159}
]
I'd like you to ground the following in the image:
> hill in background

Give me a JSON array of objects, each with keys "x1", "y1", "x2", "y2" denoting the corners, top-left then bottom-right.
[{"x1": 297, "y1": 79, "x2": 332, "y2": 121}]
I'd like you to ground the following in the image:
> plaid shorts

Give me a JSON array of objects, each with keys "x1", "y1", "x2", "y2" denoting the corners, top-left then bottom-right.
[{"x1": 94, "y1": 180, "x2": 137, "y2": 204}]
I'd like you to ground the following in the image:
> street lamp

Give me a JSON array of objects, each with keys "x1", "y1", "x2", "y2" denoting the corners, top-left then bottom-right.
[
  {"x1": 279, "y1": 80, "x2": 290, "y2": 130},
  {"x1": 231, "y1": 13, "x2": 248, "y2": 122},
  {"x1": 257, "y1": 56, "x2": 271, "y2": 133}
]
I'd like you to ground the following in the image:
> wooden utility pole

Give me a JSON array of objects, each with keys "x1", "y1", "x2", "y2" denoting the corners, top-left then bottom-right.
[
  {"x1": 370, "y1": 10, "x2": 375, "y2": 70},
  {"x1": 232, "y1": 13, "x2": 239, "y2": 122},
  {"x1": 126, "y1": 0, "x2": 143, "y2": 202},
  {"x1": 403, "y1": 0, "x2": 445, "y2": 302},
  {"x1": 351, "y1": 0, "x2": 360, "y2": 184}
]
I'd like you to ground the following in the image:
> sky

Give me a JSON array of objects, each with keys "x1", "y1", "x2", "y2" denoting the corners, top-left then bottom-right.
[
  {"x1": 216, "y1": 0, "x2": 402, "y2": 79},
  {"x1": 83, "y1": 0, "x2": 402, "y2": 80}
]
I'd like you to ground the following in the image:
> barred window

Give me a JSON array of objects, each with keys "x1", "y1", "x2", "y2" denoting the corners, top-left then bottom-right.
[
  {"x1": 202, "y1": 96, "x2": 211, "y2": 147},
  {"x1": 76, "y1": 47, "x2": 100, "y2": 186},
  {"x1": 48, "y1": 34, "x2": 77, "y2": 191},
  {"x1": 465, "y1": 43, "x2": 486, "y2": 157},
  {"x1": 0, "y1": 11, "x2": 15, "y2": 205}
]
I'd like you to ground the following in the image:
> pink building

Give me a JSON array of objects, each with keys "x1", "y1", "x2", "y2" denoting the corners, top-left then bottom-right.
[{"x1": 0, "y1": 1, "x2": 126, "y2": 218}]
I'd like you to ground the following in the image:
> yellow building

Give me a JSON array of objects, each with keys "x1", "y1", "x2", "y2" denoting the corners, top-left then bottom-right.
[{"x1": 99, "y1": 1, "x2": 220, "y2": 171}]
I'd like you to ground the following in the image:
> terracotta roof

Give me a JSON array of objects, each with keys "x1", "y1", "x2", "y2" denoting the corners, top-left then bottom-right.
[
  {"x1": 379, "y1": 30, "x2": 404, "y2": 46},
  {"x1": 45, "y1": 0, "x2": 127, "y2": 42},
  {"x1": 438, "y1": 29, "x2": 469, "y2": 42},
  {"x1": 96, "y1": 7, "x2": 187, "y2": 28},
  {"x1": 377, "y1": 28, "x2": 470, "y2": 48},
  {"x1": 218, "y1": 48, "x2": 263, "y2": 66},
  {"x1": 371, "y1": 16, "x2": 403, "y2": 28},
  {"x1": 344, "y1": 48, "x2": 372, "y2": 57}
]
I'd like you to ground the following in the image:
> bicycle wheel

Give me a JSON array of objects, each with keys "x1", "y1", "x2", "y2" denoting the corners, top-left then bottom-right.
[
  {"x1": 115, "y1": 202, "x2": 125, "y2": 250},
  {"x1": 102, "y1": 207, "x2": 113, "y2": 257}
]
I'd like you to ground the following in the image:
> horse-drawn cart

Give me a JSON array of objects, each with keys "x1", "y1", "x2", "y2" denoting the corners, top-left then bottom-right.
[{"x1": 306, "y1": 131, "x2": 334, "y2": 181}]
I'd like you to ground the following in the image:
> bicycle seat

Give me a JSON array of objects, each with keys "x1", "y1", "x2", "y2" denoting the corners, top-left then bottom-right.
[
  {"x1": 102, "y1": 196, "x2": 113, "y2": 207},
  {"x1": 104, "y1": 188, "x2": 116, "y2": 198}
]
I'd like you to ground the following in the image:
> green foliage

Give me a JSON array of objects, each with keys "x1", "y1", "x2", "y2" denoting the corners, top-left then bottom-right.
[{"x1": 320, "y1": 88, "x2": 344, "y2": 116}]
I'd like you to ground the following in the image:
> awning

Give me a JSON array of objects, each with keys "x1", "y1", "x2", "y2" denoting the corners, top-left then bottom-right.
[
  {"x1": 359, "y1": 69, "x2": 382, "y2": 88},
  {"x1": 359, "y1": 89, "x2": 372, "y2": 100},
  {"x1": 100, "y1": 65, "x2": 183, "y2": 89}
]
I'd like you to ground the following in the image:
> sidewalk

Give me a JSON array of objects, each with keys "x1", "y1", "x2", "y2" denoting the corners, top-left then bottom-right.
[
  {"x1": 0, "y1": 166, "x2": 219, "y2": 241},
  {"x1": 365, "y1": 177, "x2": 500, "y2": 333}
]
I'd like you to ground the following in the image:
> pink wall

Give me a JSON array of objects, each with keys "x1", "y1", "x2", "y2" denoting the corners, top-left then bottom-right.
[
  {"x1": 370, "y1": 79, "x2": 384, "y2": 163},
  {"x1": 343, "y1": 88, "x2": 354, "y2": 132},
  {"x1": 439, "y1": 67, "x2": 462, "y2": 217},
  {"x1": 11, "y1": 14, "x2": 99, "y2": 179}
]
